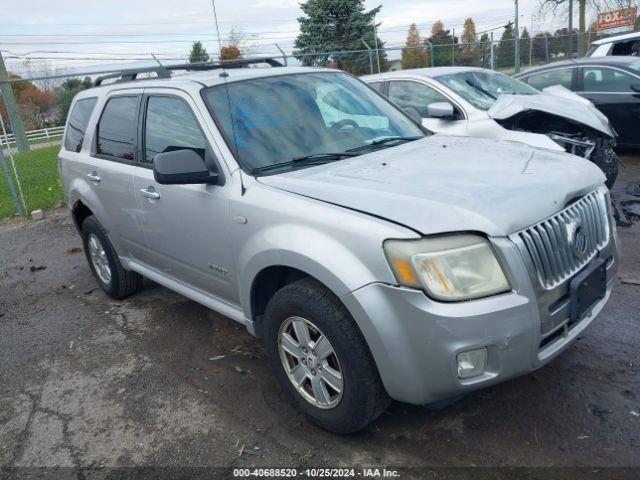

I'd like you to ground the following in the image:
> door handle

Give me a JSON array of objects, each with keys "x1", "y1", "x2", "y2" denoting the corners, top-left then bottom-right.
[
  {"x1": 140, "y1": 187, "x2": 160, "y2": 200},
  {"x1": 86, "y1": 172, "x2": 101, "y2": 182}
]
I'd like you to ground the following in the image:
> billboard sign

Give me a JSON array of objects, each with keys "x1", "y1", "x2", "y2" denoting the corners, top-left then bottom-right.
[{"x1": 597, "y1": 7, "x2": 637, "y2": 31}]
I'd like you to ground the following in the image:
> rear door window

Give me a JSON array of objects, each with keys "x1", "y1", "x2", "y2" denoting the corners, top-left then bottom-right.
[
  {"x1": 581, "y1": 67, "x2": 639, "y2": 92},
  {"x1": 143, "y1": 96, "x2": 207, "y2": 164},
  {"x1": 524, "y1": 68, "x2": 574, "y2": 90},
  {"x1": 96, "y1": 96, "x2": 139, "y2": 161},
  {"x1": 64, "y1": 98, "x2": 97, "y2": 152}
]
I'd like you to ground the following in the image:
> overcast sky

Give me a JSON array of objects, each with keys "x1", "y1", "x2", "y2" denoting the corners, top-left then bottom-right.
[{"x1": 0, "y1": 0, "x2": 604, "y2": 77}]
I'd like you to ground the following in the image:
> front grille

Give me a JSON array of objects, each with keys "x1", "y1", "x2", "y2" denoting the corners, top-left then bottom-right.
[{"x1": 515, "y1": 190, "x2": 610, "y2": 289}]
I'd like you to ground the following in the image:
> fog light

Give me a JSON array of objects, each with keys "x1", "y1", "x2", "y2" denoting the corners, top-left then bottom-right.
[{"x1": 457, "y1": 348, "x2": 487, "y2": 379}]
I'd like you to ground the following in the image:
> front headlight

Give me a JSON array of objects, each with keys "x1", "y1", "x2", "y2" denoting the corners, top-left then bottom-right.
[{"x1": 384, "y1": 234, "x2": 511, "y2": 301}]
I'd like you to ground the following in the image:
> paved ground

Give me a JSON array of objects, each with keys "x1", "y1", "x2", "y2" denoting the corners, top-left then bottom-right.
[{"x1": 1, "y1": 158, "x2": 639, "y2": 476}]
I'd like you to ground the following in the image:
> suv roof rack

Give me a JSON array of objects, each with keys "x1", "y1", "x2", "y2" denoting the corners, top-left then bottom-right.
[{"x1": 92, "y1": 57, "x2": 284, "y2": 87}]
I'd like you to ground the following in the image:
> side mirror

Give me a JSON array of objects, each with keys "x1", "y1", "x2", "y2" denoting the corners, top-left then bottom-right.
[
  {"x1": 403, "y1": 107, "x2": 422, "y2": 125},
  {"x1": 153, "y1": 149, "x2": 219, "y2": 185},
  {"x1": 427, "y1": 102, "x2": 455, "y2": 119},
  {"x1": 631, "y1": 84, "x2": 640, "y2": 93}
]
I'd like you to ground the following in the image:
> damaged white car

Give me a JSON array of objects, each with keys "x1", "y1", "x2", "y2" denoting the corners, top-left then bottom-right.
[{"x1": 364, "y1": 67, "x2": 619, "y2": 187}]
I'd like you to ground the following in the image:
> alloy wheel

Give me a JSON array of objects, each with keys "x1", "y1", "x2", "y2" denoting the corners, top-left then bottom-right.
[
  {"x1": 277, "y1": 316, "x2": 344, "y2": 409},
  {"x1": 88, "y1": 233, "x2": 112, "y2": 285}
]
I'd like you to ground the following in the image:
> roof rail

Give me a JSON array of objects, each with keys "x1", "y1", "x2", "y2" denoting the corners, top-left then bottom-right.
[{"x1": 93, "y1": 57, "x2": 284, "y2": 87}]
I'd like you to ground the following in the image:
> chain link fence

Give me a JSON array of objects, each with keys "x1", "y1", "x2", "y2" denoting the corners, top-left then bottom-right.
[
  {"x1": 0, "y1": 109, "x2": 64, "y2": 219},
  {"x1": 0, "y1": 28, "x2": 636, "y2": 219}
]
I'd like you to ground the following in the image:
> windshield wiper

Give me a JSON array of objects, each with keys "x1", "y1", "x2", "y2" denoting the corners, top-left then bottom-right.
[
  {"x1": 465, "y1": 80, "x2": 497, "y2": 100},
  {"x1": 251, "y1": 152, "x2": 360, "y2": 175},
  {"x1": 346, "y1": 135, "x2": 423, "y2": 153}
]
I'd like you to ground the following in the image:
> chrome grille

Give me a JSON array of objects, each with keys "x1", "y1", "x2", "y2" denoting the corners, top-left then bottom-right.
[{"x1": 515, "y1": 190, "x2": 610, "y2": 289}]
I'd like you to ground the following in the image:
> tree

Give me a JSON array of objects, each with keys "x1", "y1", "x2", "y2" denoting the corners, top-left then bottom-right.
[
  {"x1": 294, "y1": 0, "x2": 386, "y2": 75},
  {"x1": 532, "y1": 32, "x2": 549, "y2": 63},
  {"x1": 188, "y1": 41, "x2": 210, "y2": 63},
  {"x1": 56, "y1": 77, "x2": 92, "y2": 123},
  {"x1": 461, "y1": 18, "x2": 477, "y2": 47},
  {"x1": 458, "y1": 18, "x2": 477, "y2": 66},
  {"x1": 220, "y1": 29, "x2": 244, "y2": 62},
  {"x1": 479, "y1": 32, "x2": 490, "y2": 67},
  {"x1": 401, "y1": 24, "x2": 429, "y2": 69},
  {"x1": 540, "y1": 0, "x2": 634, "y2": 56},
  {"x1": 520, "y1": 27, "x2": 531, "y2": 66},
  {"x1": 427, "y1": 20, "x2": 455, "y2": 67},
  {"x1": 497, "y1": 24, "x2": 515, "y2": 69},
  {"x1": 19, "y1": 88, "x2": 57, "y2": 129}
]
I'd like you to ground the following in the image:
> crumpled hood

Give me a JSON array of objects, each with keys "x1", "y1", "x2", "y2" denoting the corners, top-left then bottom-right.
[
  {"x1": 257, "y1": 135, "x2": 606, "y2": 237},
  {"x1": 488, "y1": 85, "x2": 615, "y2": 138}
]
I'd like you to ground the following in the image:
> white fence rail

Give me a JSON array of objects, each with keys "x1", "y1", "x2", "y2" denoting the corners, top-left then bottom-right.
[{"x1": 1, "y1": 126, "x2": 65, "y2": 147}]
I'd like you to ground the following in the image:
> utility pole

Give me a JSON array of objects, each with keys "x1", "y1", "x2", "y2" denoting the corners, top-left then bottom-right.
[
  {"x1": 362, "y1": 40, "x2": 374, "y2": 75},
  {"x1": 514, "y1": 0, "x2": 521, "y2": 73},
  {"x1": 0, "y1": 51, "x2": 29, "y2": 153},
  {"x1": 424, "y1": 39, "x2": 434, "y2": 67},
  {"x1": 567, "y1": 0, "x2": 573, "y2": 58},
  {"x1": 544, "y1": 33, "x2": 550, "y2": 63},
  {"x1": 372, "y1": 14, "x2": 381, "y2": 74}
]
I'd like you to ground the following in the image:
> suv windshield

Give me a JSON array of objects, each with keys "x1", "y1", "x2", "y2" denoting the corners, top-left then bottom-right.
[
  {"x1": 202, "y1": 72, "x2": 425, "y2": 174},
  {"x1": 437, "y1": 70, "x2": 539, "y2": 110}
]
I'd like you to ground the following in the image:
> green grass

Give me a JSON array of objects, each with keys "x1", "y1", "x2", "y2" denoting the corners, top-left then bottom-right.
[{"x1": 0, "y1": 145, "x2": 63, "y2": 219}]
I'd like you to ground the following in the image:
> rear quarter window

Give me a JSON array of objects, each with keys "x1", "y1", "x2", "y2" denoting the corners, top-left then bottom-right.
[
  {"x1": 368, "y1": 82, "x2": 385, "y2": 93},
  {"x1": 64, "y1": 98, "x2": 97, "y2": 152}
]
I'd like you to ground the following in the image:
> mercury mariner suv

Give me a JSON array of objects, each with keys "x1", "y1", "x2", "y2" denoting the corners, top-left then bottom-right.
[{"x1": 59, "y1": 59, "x2": 618, "y2": 434}]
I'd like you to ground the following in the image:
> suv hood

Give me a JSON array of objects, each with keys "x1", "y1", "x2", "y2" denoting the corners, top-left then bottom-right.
[
  {"x1": 488, "y1": 85, "x2": 615, "y2": 137},
  {"x1": 257, "y1": 135, "x2": 605, "y2": 237}
]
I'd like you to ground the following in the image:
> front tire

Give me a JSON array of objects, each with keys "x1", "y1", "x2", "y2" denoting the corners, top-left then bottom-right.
[
  {"x1": 81, "y1": 216, "x2": 143, "y2": 299},
  {"x1": 263, "y1": 277, "x2": 390, "y2": 434}
]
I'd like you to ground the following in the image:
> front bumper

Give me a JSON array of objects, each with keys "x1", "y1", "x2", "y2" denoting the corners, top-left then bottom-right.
[{"x1": 341, "y1": 234, "x2": 618, "y2": 405}]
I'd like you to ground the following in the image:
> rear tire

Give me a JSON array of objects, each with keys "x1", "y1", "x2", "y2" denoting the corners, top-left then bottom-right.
[
  {"x1": 81, "y1": 216, "x2": 143, "y2": 299},
  {"x1": 263, "y1": 277, "x2": 390, "y2": 434}
]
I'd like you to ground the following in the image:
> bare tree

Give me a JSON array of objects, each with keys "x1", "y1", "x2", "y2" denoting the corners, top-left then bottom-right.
[
  {"x1": 540, "y1": 0, "x2": 635, "y2": 55},
  {"x1": 20, "y1": 59, "x2": 60, "y2": 91}
]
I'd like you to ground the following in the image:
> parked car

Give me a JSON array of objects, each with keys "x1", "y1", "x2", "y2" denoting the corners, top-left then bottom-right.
[
  {"x1": 363, "y1": 67, "x2": 619, "y2": 187},
  {"x1": 514, "y1": 56, "x2": 640, "y2": 151},
  {"x1": 60, "y1": 60, "x2": 618, "y2": 434},
  {"x1": 587, "y1": 31, "x2": 640, "y2": 57}
]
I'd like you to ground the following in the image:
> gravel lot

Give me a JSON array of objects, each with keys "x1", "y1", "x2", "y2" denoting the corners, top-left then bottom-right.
[{"x1": 1, "y1": 157, "x2": 639, "y2": 477}]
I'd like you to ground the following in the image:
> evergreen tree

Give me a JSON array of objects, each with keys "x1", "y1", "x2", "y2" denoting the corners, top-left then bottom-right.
[
  {"x1": 520, "y1": 27, "x2": 531, "y2": 66},
  {"x1": 188, "y1": 41, "x2": 210, "y2": 63},
  {"x1": 497, "y1": 24, "x2": 515, "y2": 69},
  {"x1": 427, "y1": 20, "x2": 455, "y2": 67},
  {"x1": 532, "y1": 33, "x2": 548, "y2": 63},
  {"x1": 57, "y1": 77, "x2": 92, "y2": 121},
  {"x1": 401, "y1": 24, "x2": 429, "y2": 69},
  {"x1": 294, "y1": 0, "x2": 385, "y2": 75}
]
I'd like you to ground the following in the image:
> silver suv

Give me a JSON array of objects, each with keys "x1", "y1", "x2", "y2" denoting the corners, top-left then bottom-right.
[{"x1": 59, "y1": 60, "x2": 618, "y2": 434}]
